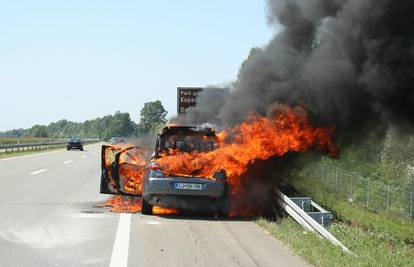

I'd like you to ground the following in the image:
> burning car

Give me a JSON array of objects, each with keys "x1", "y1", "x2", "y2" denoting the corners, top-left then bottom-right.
[
  {"x1": 100, "y1": 125, "x2": 230, "y2": 216},
  {"x1": 141, "y1": 126, "x2": 230, "y2": 215},
  {"x1": 100, "y1": 105, "x2": 337, "y2": 216}
]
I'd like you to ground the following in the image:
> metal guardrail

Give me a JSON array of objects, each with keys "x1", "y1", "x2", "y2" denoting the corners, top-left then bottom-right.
[
  {"x1": 0, "y1": 141, "x2": 67, "y2": 153},
  {"x1": 274, "y1": 187, "x2": 351, "y2": 254},
  {"x1": 0, "y1": 139, "x2": 100, "y2": 153}
]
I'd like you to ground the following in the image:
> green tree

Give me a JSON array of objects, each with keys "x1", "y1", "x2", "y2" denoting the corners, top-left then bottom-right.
[
  {"x1": 138, "y1": 100, "x2": 168, "y2": 134},
  {"x1": 237, "y1": 47, "x2": 262, "y2": 81},
  {"x1": 0, "y1": 111, "x2": 138, "y2": 139},
  {"x1": 108, "y1": 111, "x2": 136, "y2": 138},
  {"x1": 29, "y1": 125, "x2": 48, "y2": 137},
  {"x1": 241, "y1": 47, "x2": 261, "y2": 68}
]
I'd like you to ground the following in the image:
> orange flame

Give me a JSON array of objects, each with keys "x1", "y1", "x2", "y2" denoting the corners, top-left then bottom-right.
[
  {"x1": 103, "y1": 145, "x2": 148, "y2": 195},
  {"x1": 105, "y1": 195, "x2": 141, "y2": 213},
  {"x1": 156, "y1": 105, "x2": 336, "y2": 187},
  {"x1": 153, "y1": 206, "x2": 180, "y2": 215},
  {"x1": 104, "y1": 196, "x2": 180, "y2": 215},
  {"x1": 118, "y1": 148, "x2": 147, "y2": 195},
  {"x1": 104, "y1": 105, "x2": 336, "y2": 216}
]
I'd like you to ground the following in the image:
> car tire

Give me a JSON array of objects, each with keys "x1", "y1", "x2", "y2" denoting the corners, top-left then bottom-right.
[
  {"x1": 80, "y1": 147, "x2": 84, "y2": 151},
  {"x1": 67, "y1": 147, "x2": 70, "y2": 151},
  {"x1": 217, "y1": 184, "x2": 231, "y2": 217},
  {"x1": 217, "y1": 198, "x2": 230, "y2": 218},
  {"x1": 141, "y1": 197, "x2": 153, "y2": 215}
]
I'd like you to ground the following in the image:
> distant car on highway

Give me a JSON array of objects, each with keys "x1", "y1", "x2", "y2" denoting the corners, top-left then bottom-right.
[
  {"x1": 109, "y1": 137, "x2": 125, "y2": 145},
  {"x1": 67, "y1": 138, "x2": 84, "y2": 151}
]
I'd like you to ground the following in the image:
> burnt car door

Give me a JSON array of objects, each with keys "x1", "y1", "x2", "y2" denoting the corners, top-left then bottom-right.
[
  {"x1": 100, "y1": 145, "x2": 121, "y2": 194},
  {"x1": 100, "y1": 145, "x2": 148, "y2": 196}
]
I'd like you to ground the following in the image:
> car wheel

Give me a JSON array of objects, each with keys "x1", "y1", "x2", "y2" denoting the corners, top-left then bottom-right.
[
  {"x1": 67, "y1": 147, "x2": 70, "y2": 151},
  {"x1": 216, "y1": 184, "x2": 231, "y2": 217},
  {"x1": 141, "y1": 197, "x2": 153, "y2": 215},
  {"x1": 217, "y1": 197, "x2": 230, "y2": 218},
  {"x1": 80, "y1": 147, "x2": 84, "y2": 151}
]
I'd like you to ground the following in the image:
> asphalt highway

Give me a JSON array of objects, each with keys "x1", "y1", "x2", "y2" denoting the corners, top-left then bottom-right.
[{"x1": 0, "y1": 143, "x2": 309, "y2": 267}]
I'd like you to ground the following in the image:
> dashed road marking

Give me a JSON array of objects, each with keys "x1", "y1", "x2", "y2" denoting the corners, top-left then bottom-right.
[
  {"x1": 80, "y1": 155, "x2": 87, "y2": 159},
  {"x1": 109, "y1": 213, "x2": 131, "y2": 267},
  {"x1": 63, "y1": 160, "x2": 73, "y2": 164},
  {"x1": 0, "y1": 150, "x2": 62, "y2": 162},
  {"x1": 29, "y1": 169, "x2": 47, "y2": 175}
]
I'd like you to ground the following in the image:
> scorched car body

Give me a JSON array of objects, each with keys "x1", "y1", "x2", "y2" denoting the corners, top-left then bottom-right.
[{"x1": 100, "y1": 126, "x2": 230, "y2": 216}]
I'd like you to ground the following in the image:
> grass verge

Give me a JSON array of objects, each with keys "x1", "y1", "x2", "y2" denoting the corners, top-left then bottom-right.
[
  {"x1": 257, "y1": 217, "x2": 414, "y2": 267},
  {"x1": 290, "y1": 169, "x2": 414, "y2": 244},
  {"x1": 257, "y1": 153, "x2": 414, "y2": 267}
]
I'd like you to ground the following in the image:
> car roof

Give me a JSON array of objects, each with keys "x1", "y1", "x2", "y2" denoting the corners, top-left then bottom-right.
[{"x1": 160, "y1": 126, "x2": 216, "y2": 137}]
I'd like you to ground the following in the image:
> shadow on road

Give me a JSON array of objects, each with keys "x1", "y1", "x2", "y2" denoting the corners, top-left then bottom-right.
[
  {"x1": 86, "y1": 198, "x2": 263, "y2": 222},
  {"x1": 155, "y1": 215, "x2": 255, "y2": 222}
]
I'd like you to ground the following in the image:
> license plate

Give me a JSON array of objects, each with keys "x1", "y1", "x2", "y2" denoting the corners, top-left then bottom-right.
[{"x1": 174, "y1": 183, "x2": 203, "y2": 190}]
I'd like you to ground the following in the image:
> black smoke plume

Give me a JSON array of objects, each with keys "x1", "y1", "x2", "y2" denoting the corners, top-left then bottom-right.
[
  {"x1": 187, "y1": 0, "x2": 414, "y2": 133},
  {"x1": 171, "y1": 0, "x2": 414, "y2": 215}
]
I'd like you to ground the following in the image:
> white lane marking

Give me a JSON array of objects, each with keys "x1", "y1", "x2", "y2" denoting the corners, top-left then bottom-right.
[
  {"x1": 80, "y1": 155, "x2": 87, "y2": 159},
  {"x1": 144, "y1": 221, "x2": 162, "y2": 225},
  {"x1": 109, "y1": 213, "x2": 131, "y2": 267},
  {"x1": 0, "y1": 150, "x2": 62, "y2": 162},
  {"x1": 29, "y1": 169, "x2": 47, "y2": 175},
  {"x1": 63, "y1": 160, "x2": 73, "y2": 164}
]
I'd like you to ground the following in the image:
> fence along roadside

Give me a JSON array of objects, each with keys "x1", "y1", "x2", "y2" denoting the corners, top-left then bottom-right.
[{"x1": 307, "y1": 164, "x2": 413, "y2": 222}]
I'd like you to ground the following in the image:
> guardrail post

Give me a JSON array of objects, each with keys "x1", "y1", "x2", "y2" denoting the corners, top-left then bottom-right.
[
  {"x1": 410, "y1": 191, "x2": 413, "y2": 221},
  {"x1": 335, "y1": 167, "x2": 338, "y2": 192},
  {"x1": 386, "y1": 185, "x2": 390, "y2": 214},
  {"x1": 322, "y1": 165, "x2": 325, "y2": 185},
  {"x1": 367, "y1": 179, "x2": 370, "y2": 208}
]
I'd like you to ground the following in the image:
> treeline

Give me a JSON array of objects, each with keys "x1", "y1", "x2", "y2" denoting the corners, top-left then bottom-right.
[
  {"x1": 0, "y1": 100, "x2": 168, "y2": 139},
  {"x1": 0, "y1": 111, "x2": 136, "y2": 139}
]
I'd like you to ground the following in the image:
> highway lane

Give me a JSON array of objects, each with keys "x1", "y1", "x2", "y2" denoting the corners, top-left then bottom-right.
[
  {"x1": 0, "y1": 144, "x2": 309, "y2": 267},
  {"x1": 0, "y1": 144, "x2": 117, "y2": 266},
  {"x1": 128, "y1": 216, "x2": 309, "y2": 267}
]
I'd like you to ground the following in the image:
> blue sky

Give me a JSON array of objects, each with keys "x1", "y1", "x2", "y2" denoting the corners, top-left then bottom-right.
[{"x1": 0, "y1": 0, "x2": 272, "y2": 131}]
